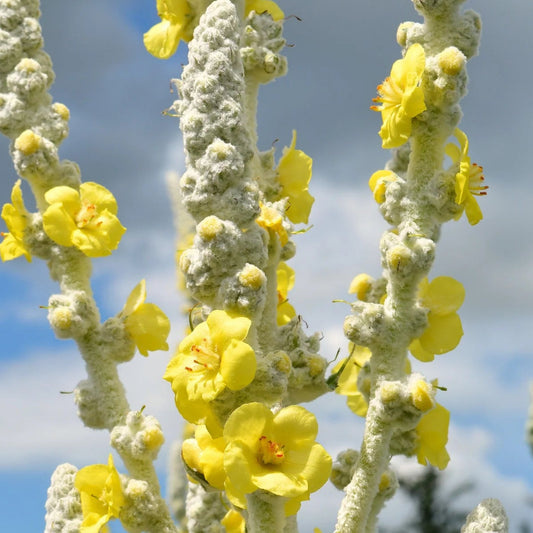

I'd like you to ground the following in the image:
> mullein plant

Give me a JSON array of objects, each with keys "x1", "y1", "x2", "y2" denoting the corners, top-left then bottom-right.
[{"x1": 0, "y1": 1, "x2": 511, "y2": 533}]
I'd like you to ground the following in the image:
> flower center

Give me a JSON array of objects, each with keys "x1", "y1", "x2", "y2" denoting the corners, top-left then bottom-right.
[
  {"x1": 258, "y1": 435, "x2": 285, "y2": 465},
  {"x1": 186, "y1": 338, "x2": 220, "y2": 373},
  {"x1": 76, "y1": 201, "x2": 98, "y2": 228},
  {"x1": 371, "y1": 76, "x2": 403, "y2": 110},
  {"x1": 469, "y1": 163, "x2": 488, "y2": 196}
]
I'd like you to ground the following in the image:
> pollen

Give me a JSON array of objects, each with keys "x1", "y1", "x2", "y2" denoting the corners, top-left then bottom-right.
[
  {"x1": 188, "y1": 338, "x2": 220, "y2": 372},
  {"x1": 469, "y1": 164, "x2": 488, "y2": 196},
  {"x1": 75, "y1": 202, "x2": 97, "y2": 228},
  {"x1": 258, "y1": 435, "x2": 285, "y2": 465}
]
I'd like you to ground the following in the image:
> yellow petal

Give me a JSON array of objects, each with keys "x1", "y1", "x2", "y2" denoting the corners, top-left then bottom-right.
[
  {"x1": 271, "y1": 405, "x2": 318, "y2": 445},
  {"x1": 277, "y1": 300, "x2": 296, "y2": 325},
  {"x1": 10, "y1": 180, "x2": 28, "y2": 216},
  {"x1": 463, "y1": 194, "x2": 483, "y2": 225},
  {"x1": 221, "y1": 509, "x2": 245, "y2": 533},
  {"x1": 285, "y1": 443, "x2": 331, "y2": 493},
  {"x1": 416, "y1": 404, "x2": 450, "y2": 470},
  {"x1": 80, "y1": 182, "x2": 118, "y2": 215},
  {"x1": 144, "y1": 19, "x2": 183, "y2": 59},
  {"x1": 224, "y1": 441, "x2": 260, "y2": 494},
  {"x1": 44, "y1": 186, "x2": 81, "y2": 217},
  {"x1": 419, "y1": 312, "x2": 463, "y2": 355},
  {"x1": 423, "y1": 276, "x2": 465, "y2": 315},
  {"x1": 220, "y1": 339, "x2": 257, "y2": 390},
  {"x1": 245, "y1": 0, "x2": 285, "y2": 21},
  {"x1": 252, "y1": 468, "x2": 308, "y2": 497},
  {"x1": 409, "y1": 338, "x2": 435, "y2": 362},
  {"x1": 199, "y1": 437, "x2": 227, "y2": 491},
  {"x1": 42, "y1": 203, "x2": 78, "y2": 247},
  {"x1": 122, "y1": 279, "x2": 146, "y2": 316},
  {"x1": 208, "y1": 310, "x2": 251, "y2": 349},
  {"x1": 125, "y1": 302, "x2": 170, "y2": 356},
  {"x1": 346, "y1": 394, "x2": 368, "y2": 417},
  {"x1": 224, "y1": 402, "x2": 269, "y2": 448},
  {"x1": 0, "y1": 233, "x2": 31, "y2": 262},
  {"x1": 277, "y1": 131, "x2": 314, "y2": 224}
]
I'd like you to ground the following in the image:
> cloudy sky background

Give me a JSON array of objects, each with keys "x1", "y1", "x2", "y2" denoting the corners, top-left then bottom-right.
[{"x1": 1, "y1": 0, "x2": 532, "y2": 531}]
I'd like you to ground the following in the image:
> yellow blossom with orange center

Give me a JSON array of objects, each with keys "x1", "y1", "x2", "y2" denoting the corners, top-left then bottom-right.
[
  {"x1": 371, "y1": 43, "x2": 426, "y2": 148},
  {"x1": 42, "y1": 182, "x2": 126, "y2": 257}
]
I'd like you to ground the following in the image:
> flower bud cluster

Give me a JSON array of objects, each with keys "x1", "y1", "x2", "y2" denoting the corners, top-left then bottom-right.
[
  {"x1": 0, "y1": 2, "x2": 78, "y2": 192},
  {"x1": 461, "y1": 498, "x2": 508, "y2": 533},
  {"x1": 44, "y1": 463, "x2": 83, "y2": 533},
  {"x1": 241, "y1": 9, "x2": 287, "y2": 84},
  {"x1": 48, "y1": 290, "x2": 99, "y2": 339},
  {"x1": 111, "y1": 410, "x2": 166, "y2": 462},
  {"x1": 172, "y1": 0, "x2": 268, "y2": 315}
]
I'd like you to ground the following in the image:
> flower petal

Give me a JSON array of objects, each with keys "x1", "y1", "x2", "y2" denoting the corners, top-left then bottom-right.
[
  {"x1": 220, "y1": 339, "x2": 256, "y2": 390},
  {"x1": 252, "y1": 468, "x2": 308, "y2": 497},
  {"x1": 423, "y1": 276, "x2": 465, "y2": 315},
  {"x1": 80, "y1": 182, "x2": 118, "y2": 215},
  {"x1": 122, "y1": 279, "x2": 146, "y2": 316},
  {"x1": 143, "y1": 19, "x2": 182, "y2": 59},
  {"x1": 419, "y1": 312, "x2": 463, "y2": 355},
  {"x1": 409, "y1": 338, "x2": 435, "y2": 362},
  {"x1": 245, "y1": 0, "x2": 285, "y2": 21},
  {"x1": 224, "y1": 402, "x2": 268, "y2": 448},
  {"x1": 0, "y1": 233, "x2": 31, "y2": 262},
  {"x1": 285, "y1": 443, "x2": 332, "y2": 493},
  {"x1": 416, "y1": 403, "x2": 450, "y2": 470},
  {"x1": 208, "y1": 310, "x2": 251, "y2": 348},
  {"x1": 42, "y1": 203, "x2": 78, "y2": 247},
  {"x1": 224, "y1": 441, "x2": 260, "y2": 494},
  {"x1": 272, "y1": 405, "x2": 318, "y2": 445},
  {"x1": 125, "y1": 302, "x2": 170, "y2": 356}
]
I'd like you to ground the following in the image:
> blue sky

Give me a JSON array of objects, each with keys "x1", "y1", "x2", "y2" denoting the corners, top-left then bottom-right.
[{"x1": 1, "y1": 0, "x2": 533, "y2": 531}]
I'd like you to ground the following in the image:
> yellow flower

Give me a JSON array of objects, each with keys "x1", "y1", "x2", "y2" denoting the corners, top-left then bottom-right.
[
  {"x1": 164, "y1": 310, "x2": 256, "y2": 422},
  {"x1": 182, "y1": 423, "x2": 227, "y2": 490},
  {"x1": 371, "y1": 43, "x2": 426, "y2": 148},
  {"x1": 221, "y1": 509, "x2": 246, "y2": 533},
  {"x1": 368, "y1": 169, "x2": 398, "y2": 204},
  {"x1": 333, "y1": 345, "x2": 372, "y2": 417},
  {"x1": 409, "y1": 276, "x2": 465, "y2": 362},
  {"x1": 118, "y1": 279, "x2": 170, "y2": 356},
  {"x1": 415, "y1": 403, "x2": 450, "y2": 470},
  {"x1": 276, "y1": 130, "x2": 314, "y2": 224},
  {"x1": 144, "y1": 0, "x2": 194, "y2": 59},
  {"x1": 42, "y1": 182, "x2": 126, "y2": 257},
  {"x1": 0, "y1": 180, "x2": 31, "y2": 262},
  {"x1": 74, "y1": 454, "x2": 125, "y2": 533},
  {"x1": 245, "y1": 0, "x2": 284, "y2": 21},
  {"x1": 277, "y1": 261, "x2": 296, "y2": 325},
  {"x1": 223, "y1": 402, "x2": 331, "y2": 502},
  {"x1": 445, "y1": 128, "x2": 488, "y2": 225},
  {"x1": 256, "y1": 203, "x2": 288, "y2": 245}
]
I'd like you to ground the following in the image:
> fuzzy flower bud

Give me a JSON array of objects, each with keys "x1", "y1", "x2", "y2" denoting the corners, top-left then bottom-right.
[
  {"x1": 461, "y1": 498, "x2": 509, "y2": 533},
  {"x1": 44, "y1": 464, "x2": 83, "y2": 533},
  {"x1": 14, "y1": 128, "x2": 41, "y2": 154},
  {"x1": 438, "y1": 46, "x2": 466, "y2": 75}
]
